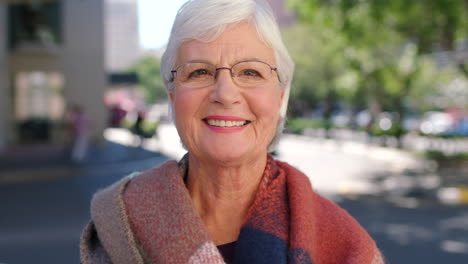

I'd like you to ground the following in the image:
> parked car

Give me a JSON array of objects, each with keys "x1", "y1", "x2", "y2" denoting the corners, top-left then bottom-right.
[{"x1": 419, "y1": 111, "x2": 455, "y2": 135}]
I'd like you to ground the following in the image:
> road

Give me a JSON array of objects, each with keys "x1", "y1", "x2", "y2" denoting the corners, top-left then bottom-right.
[
  {"x1": 0, "y1": 145, "x2": 168, "y2": 264},
  {"x1": 0, "y1": 126, "x2": 467, "y2": 263}
]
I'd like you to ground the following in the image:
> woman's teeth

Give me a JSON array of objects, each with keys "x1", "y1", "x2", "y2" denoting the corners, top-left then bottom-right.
[{"x1": 206, "y1": 119, "x2": 247, "y2": 127}]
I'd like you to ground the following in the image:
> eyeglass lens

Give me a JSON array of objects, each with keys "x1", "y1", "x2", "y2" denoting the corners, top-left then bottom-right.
[{"x1": 174, "y1": 61, "x2": 275, "y2": 88}]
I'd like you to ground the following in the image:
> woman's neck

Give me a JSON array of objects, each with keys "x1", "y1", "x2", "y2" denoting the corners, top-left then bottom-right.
[{"x1": 186, "y1": 154, "x2": 267, "y2": 244}]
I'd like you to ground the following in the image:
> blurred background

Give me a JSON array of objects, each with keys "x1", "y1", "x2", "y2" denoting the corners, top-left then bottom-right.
[{"x1": 0, "y1": 0, "x2": 467, "y2": 263}]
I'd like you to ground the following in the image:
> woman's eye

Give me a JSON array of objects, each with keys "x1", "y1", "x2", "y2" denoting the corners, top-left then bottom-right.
[
  {"x1": 241, "y1": 69, "x2": 261, "y2": 77},
  {"x1": 189, "y1": 69, "x2": 210, "y2": 78}
]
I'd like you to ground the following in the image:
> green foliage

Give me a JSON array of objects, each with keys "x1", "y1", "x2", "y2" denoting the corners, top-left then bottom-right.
[
  {"x1": 122, "y1": 117, "x2": 159, "y2": 138},
  {"x1": 286, "y1": 0, "x2": 468, "y2": 134},
  {"x1": 139, "y1": 120, "x2": 160, "y2": 138},
  {"x1": 285, "y1": 117, "x2": 330, "y2": 134},
  {"x1": 289, "y1": 0, "x2": 468, "y2": 50},
  {"x1": 129, "y1": 56, "x2": 167, "y2": 104},
  {"x1": 368, "y1": 123, "x2": 405, "y2": 138},
  {"x1": 282, "y1": 23, "x2": 355, "y2": 117},
  {"x1": 121, "y1": 118, "x2": 134, "y2": 130},
  {"x1": 424, "y1": 150, "x2": 468, "y2": 162}
]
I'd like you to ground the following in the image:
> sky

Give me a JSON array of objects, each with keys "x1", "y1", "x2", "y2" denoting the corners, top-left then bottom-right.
[{"x1": 137, "y1": 0, "x2": 187, "y2": 50}]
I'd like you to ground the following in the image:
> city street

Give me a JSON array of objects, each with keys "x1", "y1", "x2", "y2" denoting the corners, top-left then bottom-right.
[
  {"x1": 0, "y1": 125, "x2": 467, "y2": 263},
  {"x1": 2, "y1": 0, "x2": 468, "y2": 263}
]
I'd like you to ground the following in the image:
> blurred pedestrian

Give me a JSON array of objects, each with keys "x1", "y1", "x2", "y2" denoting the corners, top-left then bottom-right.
[
  {"x1": 108, "y1": 104, "x2": 126, "y2": 128},
  {"x1": 66, "y1": 104, "x2": 91, "y2": 162},
  {"x1": 131, "y1": 110, "x2": 146, "y2": 146}
]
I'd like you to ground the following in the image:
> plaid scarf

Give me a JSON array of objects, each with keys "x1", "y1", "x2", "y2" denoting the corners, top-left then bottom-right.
[
  {"x1": 123, "y1": 155, "x2": 383, "y2": 264},
  {"x1": 81, "y1": 155, "x2": 383, "y2": 263}
]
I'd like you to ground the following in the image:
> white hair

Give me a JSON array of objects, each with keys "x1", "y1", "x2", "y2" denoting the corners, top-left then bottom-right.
[{"x1": 160, "y1": 0, "x2": 294, "y2": 151}]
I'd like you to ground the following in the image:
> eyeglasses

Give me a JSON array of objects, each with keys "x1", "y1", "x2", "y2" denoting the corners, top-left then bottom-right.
[{"x1": 170, "y1": 60, "x2": 278, "y2": 89}]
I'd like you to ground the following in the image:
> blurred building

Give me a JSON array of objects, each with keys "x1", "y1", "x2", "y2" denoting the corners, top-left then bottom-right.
[
  {"x1": 105, "y1": 0, "x2": 141, "y2": 72},
  {"x1": 0, "y1": 0, "x2": 106, "y2": 151}
]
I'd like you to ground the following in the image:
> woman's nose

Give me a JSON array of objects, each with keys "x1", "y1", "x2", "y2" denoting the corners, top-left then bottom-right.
[{"x1": 210, "y1": 70, "x2": 242, "y2": 106}]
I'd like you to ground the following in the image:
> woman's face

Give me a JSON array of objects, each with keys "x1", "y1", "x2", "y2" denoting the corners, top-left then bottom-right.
[{"x1": 170, "y1": 22, "x2": 284, "y2": 166}]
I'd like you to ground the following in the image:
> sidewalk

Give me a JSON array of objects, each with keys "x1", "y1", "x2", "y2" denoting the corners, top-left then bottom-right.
[{"x1": 0, "y1": 137, "x2": 163, "y2": 185}]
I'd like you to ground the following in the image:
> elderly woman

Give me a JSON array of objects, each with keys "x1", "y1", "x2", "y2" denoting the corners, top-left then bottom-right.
[{"x1": 81, "y1": 0, "x2": 384, "y2": 263}]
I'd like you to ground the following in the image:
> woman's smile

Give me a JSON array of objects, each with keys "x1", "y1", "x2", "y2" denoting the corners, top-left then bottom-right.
[{"x1": 203, "y1": 115, "x2": 251, "y2": 133}]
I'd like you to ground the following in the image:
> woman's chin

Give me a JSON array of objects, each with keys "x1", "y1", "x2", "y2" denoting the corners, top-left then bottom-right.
[{"x1": 202, "y1": 147, "x2": 260, "y2": 166}]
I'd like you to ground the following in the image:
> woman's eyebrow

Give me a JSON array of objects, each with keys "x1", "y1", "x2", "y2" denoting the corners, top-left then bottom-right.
[
  {"x1": 184, "y1": 59, "x2": 213, "y2": 64},
  {"x1": 235, "y1": 57, "x2": 269, "y2": 63}
]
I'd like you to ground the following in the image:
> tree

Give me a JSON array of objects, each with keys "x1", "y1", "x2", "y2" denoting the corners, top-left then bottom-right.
[
  {"x1": 282, "y1": 23, "x2": 354, "y2": 126},
  {"x1": 289, "y1": 0, "x2": 468, "y2": 76},
  {"x1": 130, "y1": 56, "x2": 167, "y2": 104},
  {"x1": 288, "y1": 0, "x2": 466, "y2": 144}
]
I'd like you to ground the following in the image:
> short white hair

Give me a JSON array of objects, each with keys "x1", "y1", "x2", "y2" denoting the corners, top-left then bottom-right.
[{"x1": 160, "y1": 0, "x2": 295, "y2": 151}]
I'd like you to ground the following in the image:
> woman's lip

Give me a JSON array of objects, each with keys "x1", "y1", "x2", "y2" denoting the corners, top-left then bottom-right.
[
  {"x1": 203, "y1": 115, "x2": 247, "y2": 121},
  {"x1": 203, "y1": 120, "x2": 249, "y2": 133}
]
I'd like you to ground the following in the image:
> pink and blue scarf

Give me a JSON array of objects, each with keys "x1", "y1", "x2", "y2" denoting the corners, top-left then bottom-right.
[{"x1": 122, "y1": 156, "x2": 384, "y2": 263}]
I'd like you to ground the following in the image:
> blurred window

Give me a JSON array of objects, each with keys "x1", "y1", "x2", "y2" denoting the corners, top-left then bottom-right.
[
  {"x1": 7, "y1": 1, "x2": 62, "y2": 50},
  {"x1": 14, "y1": 71, "x2": 65, "y2": 143},
  {"x1": 15, "y1": 71, "x2": 65, "y2": 122}
]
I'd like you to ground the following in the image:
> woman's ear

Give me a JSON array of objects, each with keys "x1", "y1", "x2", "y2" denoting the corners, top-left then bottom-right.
[
  {"x1": 279, "y1": 88, "x2": 290, "y2": 117},
  {"x1": 279, "y1": 89, "x2": 285, "y2": 108},
  {"x1": 169, "y1": 91, "x2": 175, "y2": 104}
]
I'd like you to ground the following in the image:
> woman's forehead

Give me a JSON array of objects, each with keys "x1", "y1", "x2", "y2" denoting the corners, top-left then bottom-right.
[{"x1": 175, "y1": 23, "x2": 275, "y2": 66}]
